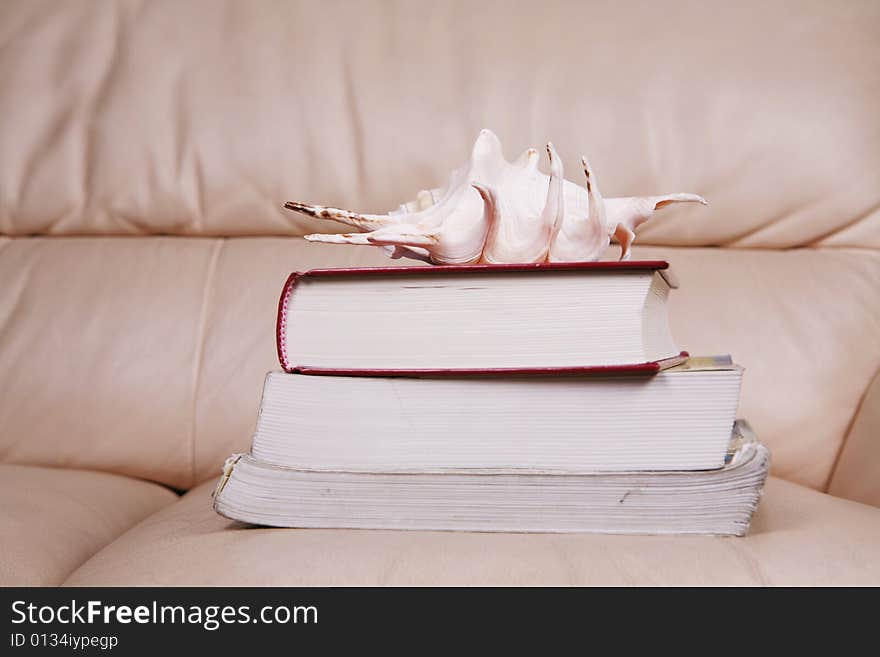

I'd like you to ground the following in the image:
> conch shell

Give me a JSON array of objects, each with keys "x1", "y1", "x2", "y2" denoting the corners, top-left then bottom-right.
[{"x1": 285, "y1": 129, "x2": 706, "y2": 264}]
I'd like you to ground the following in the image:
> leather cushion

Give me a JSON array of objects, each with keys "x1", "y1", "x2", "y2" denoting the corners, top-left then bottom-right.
[
  {"x1": 829, "y1": 368, "x2": 880, "y2": 507},
  {"x1": 1, "y1": 238, "x2": 877, "y2": 491},
  {"x1": 63, "y1": 477, "x2": 880, "y2": 586},
  {"x1": 1, "y1": 0, "x2": 877, "y2": 247},
  {"x1": 0, "y1": 464, "x2": 177, "y2": 586}
]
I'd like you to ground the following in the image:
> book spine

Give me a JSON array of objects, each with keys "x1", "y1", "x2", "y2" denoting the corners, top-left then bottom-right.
[{"x1": 275, "y1": 272, "x2": 301, "y2": 373}]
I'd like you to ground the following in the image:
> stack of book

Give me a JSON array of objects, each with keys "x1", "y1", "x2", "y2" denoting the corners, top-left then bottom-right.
[{"x1": 214, "y1": 261, "x2": 769, "y2": 535}]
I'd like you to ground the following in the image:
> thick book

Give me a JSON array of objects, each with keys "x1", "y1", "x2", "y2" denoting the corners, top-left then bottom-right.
[
  {"x1": 250, "y1": 357, "x2": 742, "y2": 473},
  {"x1": 214, "y1": 421, "x2": 768, "y2": 536},
  {"x1": 276, "y1": 261, "x2": 686, "y2": 375}
]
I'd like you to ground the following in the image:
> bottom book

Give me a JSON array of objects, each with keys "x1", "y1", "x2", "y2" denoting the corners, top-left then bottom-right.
[{"x1": 213, "y1": 420, "x2": 769, "y2": 536}]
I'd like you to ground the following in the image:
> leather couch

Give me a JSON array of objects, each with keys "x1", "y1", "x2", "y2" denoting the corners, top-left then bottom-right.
[{"x1": 1, "y1": 0, "x2": 878, "y2": 586}]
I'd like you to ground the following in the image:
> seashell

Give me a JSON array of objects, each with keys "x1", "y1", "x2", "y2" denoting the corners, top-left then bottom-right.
[{"x1": 286, "y1": 129, "x2": 707, "y2": 264}]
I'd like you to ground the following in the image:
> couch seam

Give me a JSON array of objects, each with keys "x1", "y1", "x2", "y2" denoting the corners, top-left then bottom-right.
[
  {"x1": 716, "y1": 198, "x2": 817, "y2": 247},
  {"x1": 79, "y1": 4, "x2": 124, "y2": 233},
  {"x1": 809, "y1": 200, "x2": 880, "y2": 247},
  {"x1": 188, "y1": 238, "x2": 224, "y2": 489},
  {"x1": 824, "y1": 364, "x2": 880, "y2": 493},
  {"x1": 341, "y1": 45, "x2": 366, "y2": 206}
]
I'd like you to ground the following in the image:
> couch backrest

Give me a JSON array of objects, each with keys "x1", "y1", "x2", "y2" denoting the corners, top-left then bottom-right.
[
  {"x1": 1, "y1": 0, "x2": 878, "y2": 493},
  {"x1": 2, "y1": 0, "x2": 878, "y2": 247}
]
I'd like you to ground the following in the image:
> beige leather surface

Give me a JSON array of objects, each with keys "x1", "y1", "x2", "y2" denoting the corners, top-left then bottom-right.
[
  {"x1": 1, "y1": 0, "x2": 878, "y2": 247},
  {"x1": 828, "y1": 368, "x2": 880, "y2": 506},
  {"x1": 661, "y1": 246, "x2": 880, "y2": 490},
  {"x1": 1, "y1": 0, "x2": 879, "y2": 586},
  {"x1": 1, "y1": 238, "x2": 877, "y2": 491},
  {"x1": 0, "y1": 464, "x2": 177, "y2": 586},
  {"x1": 63, "y1": 477, "x2": 880, "y2": 586}
]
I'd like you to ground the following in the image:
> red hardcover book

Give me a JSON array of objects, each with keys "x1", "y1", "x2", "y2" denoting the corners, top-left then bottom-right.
[{"x1": 276, "y1": 261, "x2": 687, "y2": 376}]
